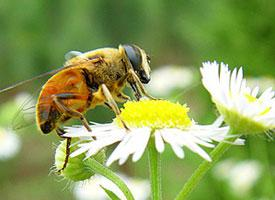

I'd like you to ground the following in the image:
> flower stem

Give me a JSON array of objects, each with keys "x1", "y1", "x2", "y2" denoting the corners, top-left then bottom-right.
[
  {"x1": 148, "y1": 138, "x2": 162, "y2": 200},
  {"x1": 175, "y1": 136, "x2": 237, "y2": 200},
  {"x1": 87, "y1": 158, "x2": 134, "y2": 200}
]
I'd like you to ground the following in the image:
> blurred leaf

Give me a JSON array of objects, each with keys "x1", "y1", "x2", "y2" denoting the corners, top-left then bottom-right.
[{"x1": 100, "y1": 185, "x2": 121, "y2": 200}]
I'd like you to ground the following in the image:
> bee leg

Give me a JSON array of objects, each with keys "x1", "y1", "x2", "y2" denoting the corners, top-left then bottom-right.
[
  {"x1": 63, "y1": 137, "x2": 71, "y2": 171},
  {"x1": 130, "y1": 82, "x2": 142, "y2": 100},
  {"x1": 104, "y1": 102, "x2": 112, "y2": 109},
  {"x1": 56, "y1": 127, "x2": 66, "y2": 137},
  {"x1": 115, "y1": 73, "x2": 132, "y2": 102},
  {"x1": 52, "y1": 94, "x2": 91, "y2": 132},
  {"x1": 128, "y1": 69, "x2": 157, "y2": 100},
  {"x1": 56, "y1": 128, "x2": 71, "y2": 172},
  {"x1": 115, "y1": 71, "x2": 142, "y2": 101},
  {"x1": 101, "y1": 84, "x2": 130, "y2": 131},
  {"x1": 116, "y1": 92, "x2": 131, "y2": 102}
]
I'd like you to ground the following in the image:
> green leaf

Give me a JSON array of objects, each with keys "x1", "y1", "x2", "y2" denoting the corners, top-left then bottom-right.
[{"x1": 101, "y1": 185, "x2": 121, "y2": 200}]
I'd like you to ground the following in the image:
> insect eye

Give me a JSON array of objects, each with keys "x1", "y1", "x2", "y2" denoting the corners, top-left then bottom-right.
[{"x1": 122, "y1": 44, "x2": 142, "y2": 71}]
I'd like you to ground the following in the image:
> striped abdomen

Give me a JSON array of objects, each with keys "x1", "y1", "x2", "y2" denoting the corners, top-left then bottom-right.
[{"x1": 36, "y1": 68, "x2": 92, "y2": 134}]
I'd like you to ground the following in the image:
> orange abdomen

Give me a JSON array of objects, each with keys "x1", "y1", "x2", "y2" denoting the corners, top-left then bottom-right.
[{"x1": 36, "y1": 68, "x2": 91, "y2": 133}]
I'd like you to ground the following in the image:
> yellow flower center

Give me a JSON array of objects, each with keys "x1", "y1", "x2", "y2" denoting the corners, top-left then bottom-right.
[{"x1": 115, "y1": 100, "x2": 192, "y2": 129}]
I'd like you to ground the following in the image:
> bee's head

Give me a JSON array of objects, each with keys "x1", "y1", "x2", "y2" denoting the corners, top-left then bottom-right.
[{"x1": 122, "y1": 44, "x2": 151, "y2": 84}]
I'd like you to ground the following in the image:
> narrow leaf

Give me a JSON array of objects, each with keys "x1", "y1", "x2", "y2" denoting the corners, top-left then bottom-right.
[{"x1": 100, "y1": 185, "x2": 121, "y2": 200}]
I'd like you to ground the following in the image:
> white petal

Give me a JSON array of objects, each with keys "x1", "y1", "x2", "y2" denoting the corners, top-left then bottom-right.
[
  {"x1": 70, "y1": 143, "x2": 93, "y2": 157},
  {"x1": 106, "y1": 134, "x2": 132, "y2": 166},
  {"x1": 236, "y1": 67, "x2": 243, "y2": 94},
  {"x1": 183, "y1": 140, "x2": 212, "y2": 161},
  {"x1": 118, "y1": 154, "x2": 130, "y2": 165},
  {"x1": 161, "y1": 131, "x2": 184, "y2": 158},
  {"x1": 230, "y1": 68, "x2": 237, "y2": 96},
  {"x1": 171, "y1": 143, "x2": 185, "y2": 158},
  {"x1": 251, "y1": 86, "x2": 259, "y2": 97},
  {"x1": 154, "y1": 130, "x2": 165, "y2": 153},
  {"x1": 106, "y1": 128, "x2": 151, "y2": 166},
  {"x1": 132, "y1": 130, "x2": 151, "y2": 162},
  {"x1": 211, "y1": 116, "x2": 224, "y2": 127}
]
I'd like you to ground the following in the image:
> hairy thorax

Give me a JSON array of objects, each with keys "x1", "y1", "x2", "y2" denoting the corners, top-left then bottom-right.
[
  {"x1": 78, "y1": 49, "x2": 128, "y2": 107},
  {"x1": 62, "y1": 48, "x2": 128, "y2": 109}
]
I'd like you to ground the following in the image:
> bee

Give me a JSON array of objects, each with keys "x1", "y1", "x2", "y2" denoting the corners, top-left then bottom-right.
[{"x1": 0, "y1": 44, "x2": 155, "y2": 171}]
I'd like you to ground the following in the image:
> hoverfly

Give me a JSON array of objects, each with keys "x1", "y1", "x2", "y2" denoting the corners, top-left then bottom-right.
[{"x1": 0, "y1": 44, "x2": 155, "y2": 171}]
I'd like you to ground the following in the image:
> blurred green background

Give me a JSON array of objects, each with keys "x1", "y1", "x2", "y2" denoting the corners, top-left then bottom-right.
[{"x1": 0, "y1": 0, "x2": 275, "y2": 199}]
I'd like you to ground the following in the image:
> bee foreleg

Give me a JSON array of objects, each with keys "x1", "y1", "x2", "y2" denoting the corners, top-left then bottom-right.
[
  {"x1": 128, "y1": 69, "x2": 157, "y2": 100},
  {"x1": 52, "y1": 94, "x2": 91, "y2": 132},
  {"x1": 101, "y1": 84, "x2": 129, "y2": 131},
  {"x1": 130, "y1": 82, "x2": 142, "y2": 100},
  {"x1": 114, "y1": 73, "x2": 132, "y2": 101},
  {"x1": 104, "y1": 102, "x2": 112, "y2": 109},
  {"x1": 101, "y1": 84, "x2": 121, "y2": 114},
  {"x1": 117, "y1": 72, "x2": 131, "y2": 87},
  {"x1": 116, "y1": 92, "x2": 131, "y2": 102}
]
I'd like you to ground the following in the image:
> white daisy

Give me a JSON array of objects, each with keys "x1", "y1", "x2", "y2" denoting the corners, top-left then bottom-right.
[
  {"x1": 64, "y1": 100, "x2": 243, "y2": 166},
  {"x1": 0, "y1": 128, "x2": 21, "y2": 160},
  {"x1": 147, "y1": 65, "x2": 196, "y2": 96},
  {"x1": 74, "y1": 174, "x2": 150, "y2": 200},
  {"x1": 213, "y1": 159, "x2": 262, "y2": 197},
  {"x1": 201, "y1": 61, "x2": 275, "y2": 134}
]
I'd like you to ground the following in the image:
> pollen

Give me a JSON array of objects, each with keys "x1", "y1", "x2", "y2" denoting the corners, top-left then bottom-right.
[{"x1": 115, "y1": 100, "x2": 192, "y2": 129}]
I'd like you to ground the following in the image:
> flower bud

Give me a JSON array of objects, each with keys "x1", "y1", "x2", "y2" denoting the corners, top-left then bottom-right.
[{"x1": 55, "y1": 139, "x2": 105, "y2": 181}]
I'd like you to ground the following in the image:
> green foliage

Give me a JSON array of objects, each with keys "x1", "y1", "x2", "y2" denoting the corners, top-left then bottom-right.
[
  {"x1": 101, "y1": 185, "x2": 121, "y2": 200},
  {"x1": 0, "y1": 0, "x2": 275, "y2": 199}
]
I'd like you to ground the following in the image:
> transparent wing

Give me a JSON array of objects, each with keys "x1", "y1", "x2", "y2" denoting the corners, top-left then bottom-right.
[
  {"x1": 0, "y1": 66, "x2": 66, "y2": 94},
  {"x1": 1, "y1": 60, "x2": 99, "y2": 132},
  {"x1": 0, "y1": 65, "x2": 78, "y2": 131},
  {"x1": 11, "y1": 91, "x2": 39, "y2": 131}
]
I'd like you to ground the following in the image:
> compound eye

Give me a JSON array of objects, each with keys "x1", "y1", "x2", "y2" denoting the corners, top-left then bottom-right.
[{"x1": 122, "y1": 45, "x2": 142, "y2": 71}]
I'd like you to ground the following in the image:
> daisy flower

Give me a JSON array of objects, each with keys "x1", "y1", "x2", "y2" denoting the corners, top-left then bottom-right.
[
  {"x1": 147, "y1": 65, "x2": 196, "y2": 97},
  {"x1": 201, "y1": 61, "x2": 275, "y2": 134},
  {"x1": 213, "y1": 159, "x2": 262, "y2": 197},
  {"x1": 64, "y1": 100, "x2": 243, "y2": 166},
  {"x1": 74, "y1": 174, "x2": 150, "y2": 200},
  {"x1": 0, "y1": 128, "x2": 21, "y2": 160}
]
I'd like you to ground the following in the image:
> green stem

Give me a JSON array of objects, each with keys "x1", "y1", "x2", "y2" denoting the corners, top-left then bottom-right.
[
  {"x1": 175, "y1": 136, "x2": 238, "y2": 200},
  {"x1": 148, "y1": 138, "x2": 162, "y2": 200},
  {"x1": 253, "y1": 139, "x2": 275, "y2": 196},
  {"x1": 87, "y1": 158, "x2": 134, "y2": 200}
]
